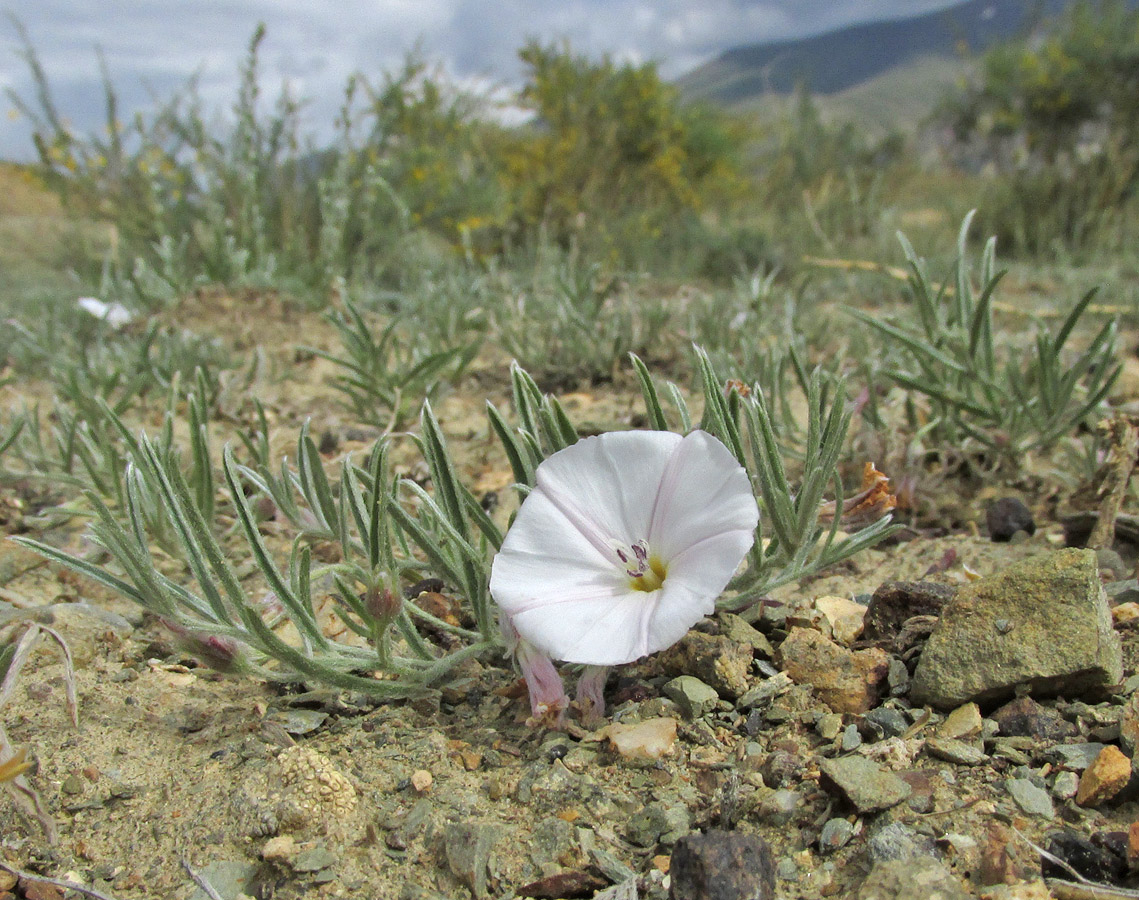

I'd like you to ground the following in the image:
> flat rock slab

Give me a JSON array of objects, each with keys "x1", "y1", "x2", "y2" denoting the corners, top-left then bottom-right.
[
  {"x1": 819, "y1": 756, "x2": 911, "y2": 814},
  {"x1": 911, "y1": 549, "x2": 1122, "y2": 709}
]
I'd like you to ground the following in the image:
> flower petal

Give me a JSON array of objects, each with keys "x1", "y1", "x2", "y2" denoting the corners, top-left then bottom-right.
[
  {"x1": 532, "y1": 430, "x2": 683, "y2": 553},
  {"x1": 647, "y1": 430, "x2": 759, "y2": 562}
]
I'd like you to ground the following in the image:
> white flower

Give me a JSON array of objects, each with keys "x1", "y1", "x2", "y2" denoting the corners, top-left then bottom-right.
[
  {"x1": 490, "y1": 429, "x2": 759, "y2": 667},
  {"x1": 77, "y1": 297, "x2": 133, "y2": 329}
]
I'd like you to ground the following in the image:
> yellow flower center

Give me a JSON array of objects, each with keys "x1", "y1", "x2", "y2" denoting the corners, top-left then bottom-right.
[{"x1": 629, "y1": 555, "x2": 667, "y2": 593}]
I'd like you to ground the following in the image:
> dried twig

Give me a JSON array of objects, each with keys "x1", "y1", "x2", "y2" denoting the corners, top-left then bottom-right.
[
  {"x1": 181, "y1": 859, "x2": 225, "y2": 900},
  {"x1": 0, "y1": 860, "x2": 123, "y2": 900},
  {"x1": 1088, "y1": 414, "x2": 1139, "y2": 551}
]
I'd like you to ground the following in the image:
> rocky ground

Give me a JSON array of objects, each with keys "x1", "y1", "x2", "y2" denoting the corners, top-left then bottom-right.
[{"x1": 4, "y1": 295, "x2": 1139, "y2": 900}]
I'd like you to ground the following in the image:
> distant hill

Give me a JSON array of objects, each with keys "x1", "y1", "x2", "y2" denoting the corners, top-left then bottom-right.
[{"x1": 677, "y1": 0, "x2": 1126, "y2": 105}]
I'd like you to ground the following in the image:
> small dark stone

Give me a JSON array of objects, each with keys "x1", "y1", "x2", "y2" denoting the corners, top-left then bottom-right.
[
  {"x1": 1043, "y1": 829, "x2": 1127, "y2": 883},
  {"x1": 517, "y1": 869, "x2": 608, "y2": 898},
  {"x1": 990, "y1": 696, "x2": 1079, "y2": 741},
  {"x1": 987, "y1": 497, "x2": 1035, "y2": 542},
  {"x1": 864, "y1": 707, "x2": 909, "y2": 739},
  {"x1": 668, "y1": 830, "x2": 777, "y2": 900},
  {"x1": 862, "y1": 582, "x2": 955, "y2": 642},
  {"x1": 759, "y1": 750, "x2": 805, "y2": 789},
  {"x1": 317, "y1": 430, "x2": 340, "y2": 455}
]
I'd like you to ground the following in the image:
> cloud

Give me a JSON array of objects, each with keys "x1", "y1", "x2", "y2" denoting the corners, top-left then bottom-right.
[{"x1": 0, "y1": 0, "x2": 964, "y2": 159}]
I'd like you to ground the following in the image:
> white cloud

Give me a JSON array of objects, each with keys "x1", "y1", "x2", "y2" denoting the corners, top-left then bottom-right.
[{"x1": 1, "y1": 0, "x2": 965, "y2": 159}]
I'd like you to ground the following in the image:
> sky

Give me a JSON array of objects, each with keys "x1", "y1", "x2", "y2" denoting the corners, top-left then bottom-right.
[{"x1": 1, "y1": 0, "x2": 965, "y2": 160}]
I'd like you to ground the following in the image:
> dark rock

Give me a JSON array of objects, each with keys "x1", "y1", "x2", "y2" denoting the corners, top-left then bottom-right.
[
  {"x1": 862, "y1": 582, "x2": 955, "y2": 643},
  {"x1": 863, "y1": 707, "x2": 909, "y2": 739},
  {"x1": 818, "y1": 757, "x2": 911, "y2": 814},
  {"x1": 517, "y1": 870, "x2": 608, "y2": 898},
  {"x1": 911, "y1": 549, "x2": 1123, "y2": 709},
  {"x1": 1043, "y1": 829, "x2": 1127, "y2": 883},
  {"x1": 759, "y1": 750, "x2": 805, "y2": 789},
  {"x1": 668, "y1": 830, "x2": 776, "y2": 900},
  {"x1": 990, "y1": 696, "x2": 1079, "y2": 741},
  {"x1": 1106, "y1": 579, "x2": 1139, "y2": 605},
  {"x1": 857, "y1": 857, "x2": 969, "y2": 900},
  {"x1": 986, "y1": 497, "x2": 1035, "y2": 542}
]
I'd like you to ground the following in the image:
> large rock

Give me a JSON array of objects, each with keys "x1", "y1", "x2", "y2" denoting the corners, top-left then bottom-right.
[
  {"x1": 911, "y1": 550, "x2": 1122, "y2": 709},
  {"x1": 668, "y1": 830, "x2": 776, "y2": 900}
]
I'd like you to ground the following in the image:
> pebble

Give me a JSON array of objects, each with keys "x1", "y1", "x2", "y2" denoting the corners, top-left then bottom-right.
[
  {"x1": 667, "y1": 830, "x2": 777, "y2": 900},
  {"x1": 1051, "y1": 770, "x2": 1080, "y2": 799},
  {"x1": 989, "y1": 696, "x2": 1078, "y2": 741},
  {"x1": 816, "y1": 713, "x2": 844, "y2": 741},
  {"x1": 938, "y1": 703, "x2": 983, "y2": 740},
  {"x1": 291, "y1": 845, "x2": 337, "y2": 873},
  {"x1": 186, "y1": 860, "x2": 257, "y2": 900},
  {"x1": 602, "y1": 717, "x2": 677, "y2": 760},
  {"x1": 1006, "y1": 778, "x2": 1054, "y2": 819},
  {"x1": 841, "y1": 724, "x2": 862, "y2": 752},
  {"x1": 1043, "y1": 829, "x2": 1127, "y2": 883},
  {"x1": 911, "y1": 549, "x2": 1123, "y2": 708},
  {"x1": 1076, "y1": 744, "x2": 1131, "y2": 806},
  {"x1": 719, "y1": 613, "x2": 774, "y2": 658},
  {"x1": 1046, "y1": 742, "x2": 1107, "y2": 771},
  {"x1": 443, "y1": 823, "x2": 499, "y2": 899},
  {"x1": 861, "y1": 581, "x2": 955, "y2": 643},
  {"x1": 625, "y1": 801, "x2": 690, "y2": 848},
  {"x1": 819, "y1": 756, "x2": 911, "y2": 814},
  {"x1": 659, "y1": 631, "x2": 752, "y2": 698},
  {"x1": 986, "y1": 497, "x2": 1035, "y2": 542},
  {"x1": 778, "y1": 628, "x2": 890, "y2": 714},
  {"x1": 867, "y1": 823, "x2": 934, "y2": 863},
  {"x1": 857, "y1": 856, "x2": 970, "y2": 900},
  {"x1": 864, "y1": 707, "x2": 908, "y2": 739},
  {"x1": 819, "y1": 818, "x2": 856, "y2": 854},
  {"x1": 662, "y1": 676, "x2": 719, "y2": 720},
  {"x1": 925, "y1": 738, "x2": 986, "y2": 766},
  {"x1": 737, "y1": 672, "x2": 793, "y2": 708},
  {"x1": 814, "y1": 595, "x2": 867, "y2": 645}
]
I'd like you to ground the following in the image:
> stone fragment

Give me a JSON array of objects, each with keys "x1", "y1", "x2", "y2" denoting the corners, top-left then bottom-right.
[
  {"x1": 663, "y1": 676, "x2": 719, "y2": 719},
  {"x1": 659, "y1": 631, "x2": 752, "y2": 698},
  {"x1": 292, "y1": 845, "x2": 337, "y2": 873},
  {"x1": 593, "y1": 881, "x2": 638, "y2": 900},
  {"x1": 410, "y1": 770, "x2": 433, "y2": 794},
  {"x1": 186, "y1": 860, "x2": 257, "y2": 900},
  {"x1": 990, "y1": 696, "x2": 1079, "y2": 742},
  {"x1": 625, "y1": 801, "x2": 689, "y2": 848},
  {"x1": 759, "y1": 750, "x2": 805, "y2": 789},
  {"x1": 1006, "y1": 779, "x2": 1054, "y2": 819},
  {"x1": 1043, "y1": 829, "x2": 1127, "y2": 883},
  {"x1": 818, "y1": 757, "x2": 911, "y2": 814},
  {"x1": 602, "y1": 717, "x2": 677, "y2": 760},
  {"x1": 862, "y1": 581, "x2": 955, "y2": 643},
  {"x1": 737, "y1": 672, "x2": 793, "y2": 708},
  {"x1": 668, "y1": 830, "x2": 776, "y2": 900},
  {"x1": 987, "y1": 497, "x2": 1035, "y2": 542},
  {"x1": 864, "y1": 707, "x2": 908, "y2": 739},
  {"x1": 1051, "y1": 771, "x2": 1079, "y2": 799},
  {"x1": 1119, "y1": 692, "x2": 1139, "y2": 756},
  {"x1": 778, "y1": 627, "x2": 889, "y2": 714},
  {"x1": 1046, "y1": 742, "x2": 1107, "y2": 771},
  {"x1": 517, "y1": 870, "x2": 607, "y2": 898},
  {"x1": 819, "y1": 818, "x2": 856, "y2": 854},
  {"x1": 911, "y1": 549, "x2": 1123, "y2": 709},
  {"x1": 857, "y1": 857, "x2": 969, "y2": 900},
  {"x1": 815, "y1": 595, "x2": 867, "y2": 646},
  {"x1": 867, "y1": 822, "x2": 935, "y2": 862},
  {"x1": 938, "y1": 703, "x2": 983, "y2": 740},
  {"x1": 443, "y1": 823, "x2": 499, "y2": 899},
  {"x1": 926, "y1": 738, "x2": 986, "y2": 766},
  {"x1": 719, "y1": 613, "x2": 774, "y2": 658},
  {"x1": 1076, "y1": 745, "x2": 1131, "y2": 806}
]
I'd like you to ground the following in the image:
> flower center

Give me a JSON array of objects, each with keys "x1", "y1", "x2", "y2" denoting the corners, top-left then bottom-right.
[{"x1": 616, "y1": 540, "x2": 668, "y2": 593}]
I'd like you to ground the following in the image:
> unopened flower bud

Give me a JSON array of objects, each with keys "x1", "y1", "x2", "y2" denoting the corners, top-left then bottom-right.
[{"x1": 365, "y1": 587, "x2": 402, "y2": 624}]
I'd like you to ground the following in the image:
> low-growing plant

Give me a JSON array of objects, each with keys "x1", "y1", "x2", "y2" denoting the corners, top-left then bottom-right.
[
  {"x1": 14, "y1": 352, "x2": 895, "y2": 699},
  {"x1": 303, "y1": 286, "x2": 480, "y2": 432},
  {"x1": 849, "y1": 212, "x2": 1120, "y2": 462}
]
